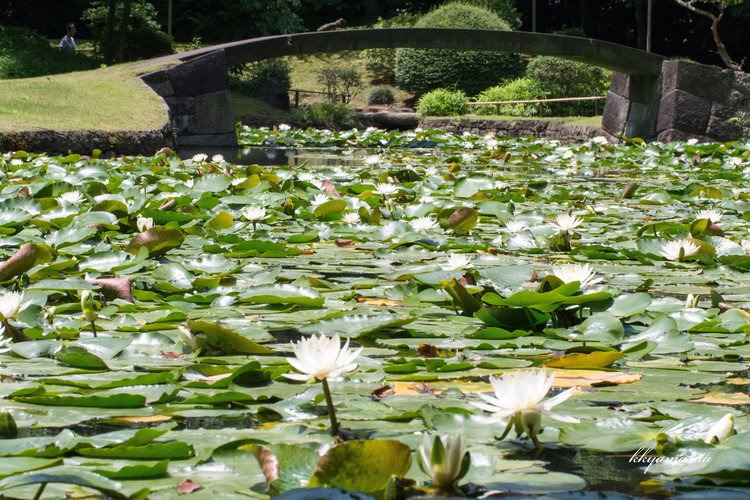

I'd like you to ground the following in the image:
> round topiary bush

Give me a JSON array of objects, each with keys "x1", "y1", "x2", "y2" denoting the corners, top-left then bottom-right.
[
  {"x1": 395, "y1": 2, "x2": 524, "y2": 97},
  {"x1": 526, "y1": 56, "x2": 609, "y2": 115},
  {"x1": 475, "y1": 78, "x2": 545, "y2": 117},
  {"x1": 367, "y1": 86, "x2": 396, "y2": 105},
  {"x1": 416, "y1": 88, "x2": 468, "y2": 116}
]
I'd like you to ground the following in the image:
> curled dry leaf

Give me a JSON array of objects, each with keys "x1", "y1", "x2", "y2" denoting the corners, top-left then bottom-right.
[
  {"x1": 688, "y1": 392, "x2": 750, "y2": 405},
  {"x1": 159, "y1": 198, "x2": 177, "y2": 211},
  {"x1": 0, "y1": 243, "x2": 53, "y2": 282},
  {"x1": 370, "y1": 385, "x2": 395, "y2": 402},
  {"x1": 354, "y1": 297, "x2": 405, "y2": 307},
  {"x1": 91, "y1": 277, "x2": 134, "y2": 302},
  {"x1": 161, "y1": 351, "x2": 185, "y2": 359},
  {"x1": 177, "y1": 479, "x2": 202, "y2": 495},
  {"x1": 417, "y1": 343, "x2": 439, "y2": 358},
  {"x1": 321, "y1": 180, "x2": 340, "y2": 196}
]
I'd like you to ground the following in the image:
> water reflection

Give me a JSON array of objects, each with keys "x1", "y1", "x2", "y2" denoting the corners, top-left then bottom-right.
[{"x1": 180, "y1": 147, "x2": 375, "y2": 168}]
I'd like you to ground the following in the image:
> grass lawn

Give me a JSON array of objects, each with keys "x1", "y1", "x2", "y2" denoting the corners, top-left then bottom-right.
[{"x1": 0, "y1": 64, "x2": 168, "y2": 132}]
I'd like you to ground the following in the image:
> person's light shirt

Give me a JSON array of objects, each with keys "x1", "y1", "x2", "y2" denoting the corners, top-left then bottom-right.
[{"x1": 60, "y1": 35, "x2": 76, "y2": 53}]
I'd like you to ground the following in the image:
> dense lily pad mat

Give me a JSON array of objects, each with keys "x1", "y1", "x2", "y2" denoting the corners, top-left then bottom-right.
[{"x1": 1, "y1": 130, "x2": 750, "y2": 498}]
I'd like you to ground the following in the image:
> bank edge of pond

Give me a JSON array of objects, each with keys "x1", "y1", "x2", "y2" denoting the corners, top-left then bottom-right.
[
  {"x1": 0, "y1": 121, "x2": 175, "y2": 156},
  {"x1": 417, "y1": 116, "x2": 607, "y2": 141}
]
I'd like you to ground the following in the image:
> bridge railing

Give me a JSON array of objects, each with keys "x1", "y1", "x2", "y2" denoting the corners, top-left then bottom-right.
[{"x1": 467, "y1": 96, "x2": 607, "y2": 116}]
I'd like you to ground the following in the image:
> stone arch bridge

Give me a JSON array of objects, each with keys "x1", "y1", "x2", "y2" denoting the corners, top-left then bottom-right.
[{"x1": 138, "y1": 28, "x2": 747, "y2": 148}]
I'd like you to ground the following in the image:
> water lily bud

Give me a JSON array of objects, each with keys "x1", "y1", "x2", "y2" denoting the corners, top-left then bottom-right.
[
  {"x1": 80, "y1": 290, "x2": 99, "y2": 323},
  {"x1": 704, "y1": 414, "x2": 735, "y2": 444},
  {"x1": 685, "y1": 293, "x2": 699, "y2": 309},
  {"x1": 520, "y1": 408, "x2": 543, "y2": 440},
  {"x1": 418, "y1": 434, "x2": 470, "y2": 488},
  {"x1": 178, "y1": 325, "x2": 199, "y2": 351},
  {"x1": 0, "y1": 411, "x2": 18, "y2": 438}
]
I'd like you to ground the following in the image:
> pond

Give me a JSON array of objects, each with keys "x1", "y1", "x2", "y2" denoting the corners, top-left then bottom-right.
[{"x1": 0, "y1": 127, "x2": 749, "y2": 498}]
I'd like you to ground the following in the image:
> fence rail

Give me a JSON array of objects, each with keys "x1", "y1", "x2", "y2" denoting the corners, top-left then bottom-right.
[
  {"x1": 289, "y1": 89, "x2": 330, "y2": 108},
  {"x1": 288, "y1": 90, "x2": 608, "y2": 114},
  {"x1": 467, "y1": 95, "x2": 607, "y2": 116}
]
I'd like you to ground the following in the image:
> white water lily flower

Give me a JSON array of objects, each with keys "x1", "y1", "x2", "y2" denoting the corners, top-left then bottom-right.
[
  {"x1": 419, "y1": 434, "x2": 470, "y2": 488},
  {"x1": 57, "y1": 191, "x2": 84, "y2": 205},
  {"x1": 310, "y1": 193, "x2": 330, "y2": 207},
  {"x1": 704, "y1": 414, "x2": 735, "y2": 444},
  {"x1": 0, "y1": 291, "x2": 23, "y2": 321},
  {"x1": 591, "y1": 136, "x2": 608, "y2": 145},
  {"x1": 410, "y1": 216, "x2": 439, "y2": 232},
  {"x1": 375, "y1": 183, "x2": 399, "y2": 196},
  {"x1": 285, "y1": 333, "x2": 362, "y2": 382},
  {"x1": 136, "y1": 215, "x2": 153, "y2": 233},
  {"x1": 364, "y1": 155, "x2": 380, "y2": 165},
  {"x1": 505, "y1": 221, "x2": 528, "y2": 233},
  {"x1": 685, "y1": 293, "x2": 700, "y2": 309},
  {"x1": 191, "y1": 153, "x2": 208, "y2": 163},
  {"x1": 342, "y1": 212, "x2": 361, "y2": 224},
  {"x1": 472, "y1": 369, "x2": 579, "y2": 441},
  {"x1": 211, "y1": 154, "x2": 225, "y2": 163},
  {"x1": 242, "y1": 206, "x2": 267, "y2": 222},
  {"x1": 660, "y1": 239, "x2": 700, "y2": 261},
  {"x1": 695, "y1": 209, "x2": 722, "y2": 223},
  {"x1": 445, "y1": 253, "x2": 473, "y2": 270},
  {"x1": 297, "y1": 172, "x2": 316, "y2": 183},
  {"x1": 552, "y1": 263, "x2": 603, "y2": 289},
  {"x1": 741, "y1": 240, "x2": 750, "y2": 254},
  {"x1": 278, "y1": 123, "x2": 291, "y2": 131},
  {"x1": 550, "y1": 213, "x2": 583, "y2": 233}
]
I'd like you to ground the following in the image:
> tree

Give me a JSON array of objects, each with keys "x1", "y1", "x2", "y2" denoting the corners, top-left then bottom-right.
[{"x1": 672, "y1": 0, "x2": 744, "y2": 70}]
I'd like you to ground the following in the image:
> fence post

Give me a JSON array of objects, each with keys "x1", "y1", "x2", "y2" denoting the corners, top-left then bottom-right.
[
  {"x1": 294, "y1": 90, "x2": 300, "y2": 108},
  {"x1": 594, "y1": 99, "x2": 599, "y2": 116}
]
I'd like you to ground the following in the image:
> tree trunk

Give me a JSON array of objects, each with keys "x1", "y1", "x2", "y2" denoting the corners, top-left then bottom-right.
[
  {"x1": 710, "y1": 13, "x2": 741, "y2": 71},
  {"x1": 579, "y1": 0, "x2": 591, "y2": 35},
  {"x1": 116, "y1": 0, "x2": 132, "y2": 62},
  {"x1": 103, "y1": 0, "x2": 118, "y2": 61},
  {"x1": 634, "y1": 0, "x2": 645, "y2": 50}
]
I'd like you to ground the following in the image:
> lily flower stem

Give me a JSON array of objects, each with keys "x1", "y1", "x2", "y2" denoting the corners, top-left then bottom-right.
[
  {"x1": 320, "y1": 377, "x2": 340, "y2": 437},
  {"x1": 32, "y1": 483, "x2": 46, "y2": 500},
  {"x1": 531, "y1": 436, "x2": 543, "y2": 453},
  {"x1": 90, "y1": 320, "x2": 98, "y2": 338}
]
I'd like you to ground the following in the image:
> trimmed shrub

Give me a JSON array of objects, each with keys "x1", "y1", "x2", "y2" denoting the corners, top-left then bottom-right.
[
  {"x1": 301, "y1": 102, "x2": 357, "y2": 129},
  {"x1": 364, "y1": 13, "x2": 419, "y2": 85},
  {"x1": 230, "y1": 59, "x2": 291, "y2": 95},
  {"x1": 416, "y1": 88, "x2": 468, "y2": 116},
  {"x1": 395, "y1": 2, "x2": 524, "y2": 97},
  {"x1": 367, "y1": 86, "x2": 396, "y2": 105},
  {"x1": 526, "y1": 56, "x2": 609, "y2": 115},
  {"x1": 317, "y1": 66, "x2": 363, "y2": 104},
  {"x1": 475, "y1": 78, "x2": 545, "y2": 117},
  {"x1": 461, "y1": 0, "x2": 521, "y2": 29},
  {"x1": 0, "y1": 25, "x2": 97, "y2": 79}
]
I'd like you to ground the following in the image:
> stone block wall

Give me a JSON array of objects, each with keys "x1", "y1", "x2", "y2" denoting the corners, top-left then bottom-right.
[
  {"x1": 602, "y1": 72, "x2": 661, "y2": 139},
  {"x1": 656, "y1": 60, "x2": 750, "y2": 142},
  {"x1": 140, "y1": 50, "x2": 238, "y2": 149}
]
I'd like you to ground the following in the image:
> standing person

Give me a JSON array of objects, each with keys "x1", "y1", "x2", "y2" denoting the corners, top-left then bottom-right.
[{"x1": 60, "y1": 23, "x2": 77, "y2": 53}]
